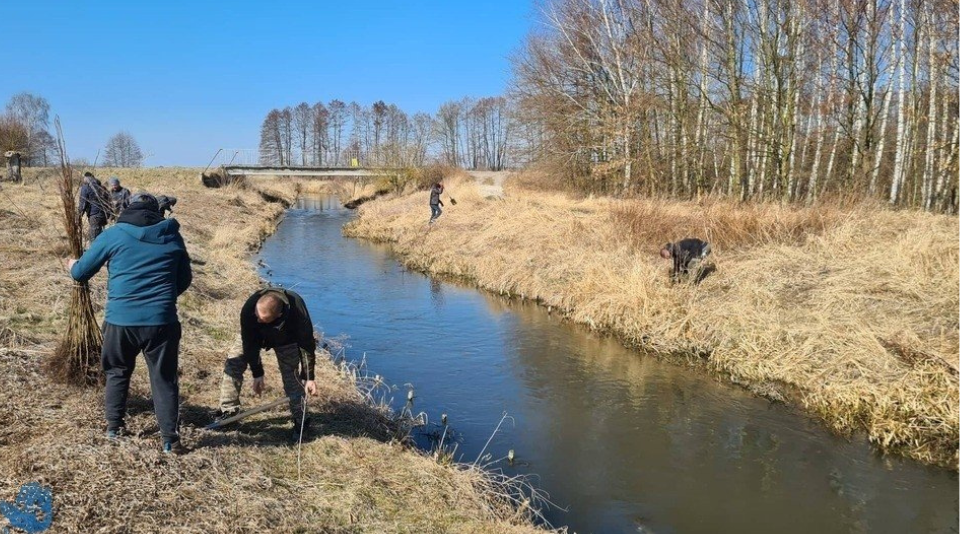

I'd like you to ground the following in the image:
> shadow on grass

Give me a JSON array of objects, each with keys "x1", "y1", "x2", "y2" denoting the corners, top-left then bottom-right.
[{"x1": 127, "y1": 396, "x2": 397, "y2": 449}]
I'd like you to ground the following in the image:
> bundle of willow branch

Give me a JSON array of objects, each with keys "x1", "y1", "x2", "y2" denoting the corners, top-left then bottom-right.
[{"x1": 48, "y1": 118, "x2": 101, "y2": 386}]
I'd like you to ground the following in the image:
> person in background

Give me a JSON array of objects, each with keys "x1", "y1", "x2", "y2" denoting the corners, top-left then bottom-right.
[
  {"x1": 218, "y1": 288, "x2": 319, "y2": 441},
  {"x1": 429, "y1": 180, "x2": 444, "y2": 224},
  {"x1": 157, "y1": 195, "x2": 177, "y2": 217},
  {"x1": 660, "y1": 238, "x2": 712, "y2": 282},
  {"x1": 77, "y1": 172, "x2": 110, "y2": 241},
  {"x1": 107, "y1": 176, "x2": 131, "y2": 220},
  {"x1": 67, "y1": 192, "x2": 193, "y2": 454}
]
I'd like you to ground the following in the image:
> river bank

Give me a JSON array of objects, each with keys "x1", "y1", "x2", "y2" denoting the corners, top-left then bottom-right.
[
  {"x1": 344, "y1": 175, "x2": 959, "y2": 469},
  {"x1": 0, "y1": 168, "x2": 544, "y2": 532}
]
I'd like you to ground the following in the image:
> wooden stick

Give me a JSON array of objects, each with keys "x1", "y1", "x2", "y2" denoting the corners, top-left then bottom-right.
[{"x1": 205, "y1": 397, "x2": 289, "y2": 429}]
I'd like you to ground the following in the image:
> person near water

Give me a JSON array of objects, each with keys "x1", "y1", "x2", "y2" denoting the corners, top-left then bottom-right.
[
  {"x1": 67, "y1": 192, "x2": 193, "y2": 455},
  {"x1": 77, "y1": 172, "x2": 110, "y2": 241},
  {"x1": 107, "y1": 176, "x2": 131, "y2": 220},
  {"x1": 429, "y1": 180, "x2": 444, "y2": 223},
  {"x1": 218, "y1": 288, "x2": 319, "y2": 440},
  {"x1": 660, "y1": 238, "x2": 712, "y2": 281}
]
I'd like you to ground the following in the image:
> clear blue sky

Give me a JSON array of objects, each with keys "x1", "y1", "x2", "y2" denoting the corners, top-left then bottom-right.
[{"x1": 3, "y1": 1, "x2": 533, "y2": 166}]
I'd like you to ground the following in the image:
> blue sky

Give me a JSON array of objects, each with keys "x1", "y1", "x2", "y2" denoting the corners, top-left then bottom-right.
[{"x1": 3, "y1": 1, "x2": 533, "y2": 166}]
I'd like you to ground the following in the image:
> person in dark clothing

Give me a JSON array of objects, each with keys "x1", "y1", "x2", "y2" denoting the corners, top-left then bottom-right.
[
  {"x1": 218, "y1": 288, "x2": 319, "y2": 437},
  {"x1": 429, "y1": 181, "x2": 444, "y2": 223},
  {"x1": 661, "y1": 238, "x2": 712, "y2": 282},
  {"x1": 67, "y1": 192, "x2": 193, "y2": 454},
  {"x1": 107, "y1": 176, "x2": 131, "y2": 220},
  {"x1": 157, "y1": 195, "x2": 177, "y2": 217},
  {"x1": 77, "y1": 173, "x2": 110, "y2": 241}
]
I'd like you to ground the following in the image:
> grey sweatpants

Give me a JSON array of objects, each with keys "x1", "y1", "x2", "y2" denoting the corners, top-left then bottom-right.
[{"x1": 218, "y1": 343, "x2": 306, "y2": 423}]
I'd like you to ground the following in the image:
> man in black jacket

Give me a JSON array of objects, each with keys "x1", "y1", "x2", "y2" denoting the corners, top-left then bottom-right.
[
  {"x1": 77, "y1": 172, "x2": 110, "y2": 241},
  {"x1": 218, "y1": 288, "x2": 318, "y2": 434},
  {"x1": 661, "y1": 238, "x2": 712, "y2": 282},
  {"x1": 428, "y1": 181, "x2": 444, "y2": 223}
]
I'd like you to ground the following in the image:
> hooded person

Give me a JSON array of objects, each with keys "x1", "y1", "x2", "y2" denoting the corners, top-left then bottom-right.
[
  {"x1": 66, "y1": 192, "x2": 193, "y2": 454},
  {"x1": 107, "y1": 176, "x2": 131, "y2": 220},
  {"x1": 77, "y1": 172, "x2": 110, "y2": 241}
]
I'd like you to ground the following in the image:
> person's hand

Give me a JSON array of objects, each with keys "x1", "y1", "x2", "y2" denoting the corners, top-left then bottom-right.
[
  {"x1": 305, "y1": 380, "x2": 318, "y2": 396},
  {"x1": 64, "y1": 258, "x2": 78, "y2": 272},
  {"x1": 252, "y1": 376, "x2": 265, "y2": 396}
]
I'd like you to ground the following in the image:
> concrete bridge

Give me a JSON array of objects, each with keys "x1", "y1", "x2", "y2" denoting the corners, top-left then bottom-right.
[{"x1": 223, "y1": 165, "x2": 402, "y2": 178}]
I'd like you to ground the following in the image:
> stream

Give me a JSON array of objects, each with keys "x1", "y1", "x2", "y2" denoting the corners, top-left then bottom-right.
[{"x1": 256, "y1": 196, "x2": 958, "y2": 534}]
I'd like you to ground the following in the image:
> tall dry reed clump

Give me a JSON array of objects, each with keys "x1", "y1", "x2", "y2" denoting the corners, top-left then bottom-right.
[{"x1": 48, "y1": 123, "x2": 101, "y2": 385}]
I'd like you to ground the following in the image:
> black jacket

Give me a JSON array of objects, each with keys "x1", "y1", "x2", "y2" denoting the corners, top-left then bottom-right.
[
  {"x1": 240, "y1": 288, "x2": 317, "y2": 380},
  {"x1": 668, "y1": 238, "x2": 711, "y2": 275},
  {"x1": 429, "y1": 184, "x2": 444, "y2": 206},
  {"x1": 78, "y1": 181, "x2": 109, "y2": 219}
]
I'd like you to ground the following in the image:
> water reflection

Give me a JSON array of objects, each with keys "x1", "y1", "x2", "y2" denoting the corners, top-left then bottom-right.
[{"x1": 259, "y1": 197, "x2": 959, "y2": 534}]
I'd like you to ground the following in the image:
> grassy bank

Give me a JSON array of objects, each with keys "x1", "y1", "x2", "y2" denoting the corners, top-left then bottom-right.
[
  {"x1": 344, "y1": 175, "x2": 959, "y2": 469},
  {"x1": 0, "y1": 168, "x2": 545, "y2": 532}
]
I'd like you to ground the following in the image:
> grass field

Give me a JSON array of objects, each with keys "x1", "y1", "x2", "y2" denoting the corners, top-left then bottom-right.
[
  {"x1": 345, "y1": 173, "x2": 959, "y2": 469},
  {"x1": 0, "y1": 168, "x2": 546, "y2": 533}
]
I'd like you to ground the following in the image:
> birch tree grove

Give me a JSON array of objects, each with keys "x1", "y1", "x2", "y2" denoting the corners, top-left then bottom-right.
[{"x1": 512, "y1": 0, "x2": 960, "y2": 211}]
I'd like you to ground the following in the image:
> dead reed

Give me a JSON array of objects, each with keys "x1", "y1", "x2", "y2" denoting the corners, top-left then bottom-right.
[
  {"x1": 1, "y1": 168, "x2": 548, "y2": 533},
  {"x1": 47, "y1": 120, "x2": 101, "y2": 386},
  {"x1": 345, "y1": 173, "x2": 959, "y2": 469}
]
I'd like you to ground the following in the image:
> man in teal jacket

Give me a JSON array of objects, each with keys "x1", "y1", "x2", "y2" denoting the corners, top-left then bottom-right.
[{"x1": 68, "y1": 192, "x2": 192, "y2": 454}]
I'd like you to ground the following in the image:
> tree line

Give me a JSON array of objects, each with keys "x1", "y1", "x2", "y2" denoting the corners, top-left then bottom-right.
[
  {"x1": 257, "y1": 97, "x2": 516, "y2": 170},
  {"x1": 511, "y1": 0, "x2": 959, "y2": 212},
  {"x1": 0, "y1": 92, "x2": 145, "y2": 168}
]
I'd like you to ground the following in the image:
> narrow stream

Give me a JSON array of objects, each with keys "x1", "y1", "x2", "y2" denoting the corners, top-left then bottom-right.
[{"x1": 257, "y1": 197, "x2": 958, "y2": 534}]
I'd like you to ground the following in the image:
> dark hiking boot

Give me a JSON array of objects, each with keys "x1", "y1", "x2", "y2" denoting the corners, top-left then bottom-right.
[
  {"x1": 162, "y1": 440, "x2": 191, "y2": 456},
  {"x1": 106, "y1": 427, "x2": 128, "y2": 441},
  {"x1": 290, "y1": 417, "x2": 312, "y2": 444},
  {"x1": 212, "y1": 408, "x2": 241, "y2": 428}
]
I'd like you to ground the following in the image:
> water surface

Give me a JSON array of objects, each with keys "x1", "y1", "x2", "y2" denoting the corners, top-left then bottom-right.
[{"x1": 257, "y1": 197, "x2": 958, "y2": 533}]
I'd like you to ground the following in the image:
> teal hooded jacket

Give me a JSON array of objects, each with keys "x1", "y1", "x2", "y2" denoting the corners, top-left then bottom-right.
[{"x1": 70, "y1": 218, "x2": 192, "y2": 326}]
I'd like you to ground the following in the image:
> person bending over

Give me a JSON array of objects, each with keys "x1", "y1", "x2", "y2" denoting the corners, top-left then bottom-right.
[
  {"x1": 218, "y1": 288, "x2": 319, "y2": 440},
  {"x1": 660, "y1": 238, "x2": 711, "y2": 282}
]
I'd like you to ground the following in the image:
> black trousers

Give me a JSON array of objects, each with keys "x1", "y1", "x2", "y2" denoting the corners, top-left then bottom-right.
[{"x1": 102, "y1": 322, "x2": 182, "y2": 442}]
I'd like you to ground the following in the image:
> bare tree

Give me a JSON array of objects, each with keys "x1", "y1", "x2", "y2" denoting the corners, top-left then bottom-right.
[
  {"x1": 311, "y1": 102, "x2": 329, "y2": 165},
  {"x1": 292, "y1": 102, "x2": 312, "y2": 166},
  {"x1": 280, "y1": 107, "x2": 293, "y2": 166},
  {"x1": 259, "y1": 109, "x2": 283, "y2": 165},
  {"x1": 5, "y1": 92, "x2": 51, "y2": 166},
  {"x1": 436, "y1": 101, "x2": 462, "y2": 166},
  {"x1": 102, "y1": 131, "x2": 144, "y2": 167},
  {"x1": 327, "y1": 100, "x2": 346, "y2": 165}
]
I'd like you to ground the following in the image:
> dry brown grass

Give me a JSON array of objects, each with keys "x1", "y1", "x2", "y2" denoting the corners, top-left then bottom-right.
[
  {"x1": 0, "y1": 168, "x2": 547, "y2": 533},
  {"x1": 345, "y1": 174, "x2": 960, "y2": 469}
]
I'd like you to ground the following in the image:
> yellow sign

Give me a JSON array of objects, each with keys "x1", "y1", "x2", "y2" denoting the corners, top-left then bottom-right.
[{"x1": 351, "y1": 158, "x2": 359, "y2": 167}]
